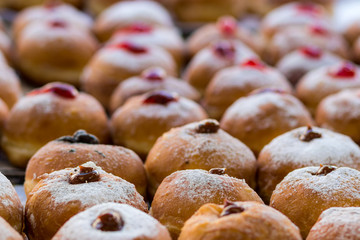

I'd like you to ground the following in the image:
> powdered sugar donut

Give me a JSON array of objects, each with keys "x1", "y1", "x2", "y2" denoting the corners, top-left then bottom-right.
[
  {"x1": 307, "y1": 207, "x2": 360, "y2": 240},
  {"x1": 150, "y1": 169, "x2": 263, "y2": 239},
  {"x1": 53, "y1": 203, "x2": 171, "y2": 240},
  {"x1": 257, "y1": 126, "x2": 360, "y2": 203},
  {"x1": 270, "y1": 165, "x2": 360, "y2": 238},
  {"x1": 25, "y1": 162, "x2": 148, "y2": 240}
]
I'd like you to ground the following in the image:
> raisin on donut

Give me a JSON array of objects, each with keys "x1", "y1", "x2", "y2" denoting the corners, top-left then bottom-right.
[
  {"x1": 25, "y1": 162, "x2": 148, "y2": 240},
  {"x1": 110, "y1": 90, "x2": 207, "y2": 157},
  {"x1": 145, "y1": 119, "x2": 257, "y2": 196},
  {"x1": 179, "y1": 201, "x2": 301, "y2": 240},
  {"x1": 150, "y1": 169, "x2": 263, "y2": 239},
  {"x1": 25, "y1": 130, "x2": 147, "y2": 196},
  {"x1": 1, "y1": 83, "x2": 109, "y2": 168}
]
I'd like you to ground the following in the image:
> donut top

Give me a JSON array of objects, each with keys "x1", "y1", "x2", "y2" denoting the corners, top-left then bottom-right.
[
  {"x1": 107, "y1": 42, "x2": 148, "y2": 54},
  {"x1": 57, "y1": 130, "x2": 99, "y2": 144},
  {"x1": 33, "y1": 162, "x2": 146, "y2": 208},
  {"x1": 142, "y1": 91, "x2": 179, "y2": 105},
  {"x1": 115, "y1": 22, "x2": 153, "y2": 35},
  {"x1": 53, "y1": 203, "x2": 170, "y2": 240},
  {"x1": 27, "y1": 83, "x2": 78, "y2": 99},
  {"x1": 0, "y1": 172, "x2": 20, "y2": 208},
  {"x1": 260, "y1": 127, "x2": 360, "y2": 167},
  {"x1": 217, "y1": 16, "x2": 237, "y2": 36},
  {"x1": 274, "y1": 166, "x2": 360, "y2": 201},
  {"x1": 328, "y1": 61, "x2": 357, "y2": 78}
]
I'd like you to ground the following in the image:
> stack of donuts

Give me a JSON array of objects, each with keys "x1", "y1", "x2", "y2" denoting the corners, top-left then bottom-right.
[{"x1": 0, "y1": 0, "x2": 360, "y2": 239}]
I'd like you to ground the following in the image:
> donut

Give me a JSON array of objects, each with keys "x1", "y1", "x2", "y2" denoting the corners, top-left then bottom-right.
[
  {"x1": 261, "y1": 2, "x2": 330, "y2": 38},
  {"x1": 0, "y1": 29, "x2": 11, "y2": 63},
  {"x1": 25, "y1": 130, "x2": 147, "y2": 196},
  {"x1": 150, "y1": 169, "x2": 263, "y2": 239},
  {"x1": 25, "y1": 162, "x2": 148, "y2": 240},
  {"x1": 307, "y1": 207, "x2": 360, "y2": 240},
  {"x1": 270, "y1": 165, "x2": 360, "y2": 238},
  {"x1": 53, "y1": 203, "x2": 171, "y2": 240},
  {"x1": 184, "y1": 40, "x2": 257, "y2": 95},
  {"x1": 81, "y1": 41, "x2": 176, "y2": 108},
  {"x1": 93, "y1": 1, "x2": 173, "y2": 41},
  {"x1": 204, "y1": 58, "x2": 292, "y2": 119},
  {"x1": 15, "y1": 18, "x2": 98, "y2": 86},
  {"x1": 179, "y1": 201, "x2": 302, "y2": 240},
  {"x1": 186, "y1": 16, "x2": 264, "y2": 57},
  {"x1": 276, "y1": 46, "x2": 342, "y2": 86},
  {"x1": 0, "y1": 99, "x2": 8, "y2": 136},
  {"x1": 264, "y1": 24, "x2": 349, "y2": 65},
  {"x1": 110, "y1": 90, "x2": 207, "y2": 157},
  {"x1": 0, "y1": 172, "x2": 23, "y2": 233},
  {"x1": 257, "y1": 126, "x2": 360, "y2": 203},
  {"x1": 109, "y1": 67, "x2": 200, "y2": 113},
  {"x1": 107, "y1": 23, "x2": 184, "y2": 66},
  {"x1": 1, "y1": 82, "x2": 110, "y2": 168},
  {"x1": 0, "y1": 216, "x2": 22, "y2": 240},
  {"x1": 13, "y1": 1, "x2": 93, "y2": 40},
  {"x1": 316, "y1": 89, "x2": 360, "y2": 144},
  {"x1": 220, "y1": 88, "x2": 313, "y2": 155},
  {"x1": 0, "y1": 62, "x2": 22, "y2": 109},
  {"x1": 145, "y1": 119, "x2": 257, "y2": 196},
  {"x1": 296, "y1": 61, "x2": 360, "y2": 114}
]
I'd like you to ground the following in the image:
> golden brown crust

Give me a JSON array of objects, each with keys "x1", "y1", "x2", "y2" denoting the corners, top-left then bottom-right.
[
  {"x1": 25, "y1": 140, "x2": 147, "y2": 196},
  {"x1": 0, "y1": 172, "x2": 23, "y2": 233},
  {"x1": 111, "y1": 93, "x2": 207, "y2": 157},
  {"x1": 0, "y1": 65, "x2": 22, "y2": 109},
  {"x1": 270, "y1": 166, "x2": 360, "y2": 239},
  {"x1": 179, "y1": 201, "x2": 302, "y2": 240},
  {"x1": 25, "y1": 163, "x2": 148, "y2": 240},
  {"x1": 150, "y1": 169, "x2": 263, "y2": 239},
  {"x1": 2, "y1": 88, "x2": 110, "y2": 168},
  {"x1": 145, "y1": 120, "x2": 257, "y2": 196},
  {"x1": 0, "y1": 99, "x2": 8, "y2": 136}
]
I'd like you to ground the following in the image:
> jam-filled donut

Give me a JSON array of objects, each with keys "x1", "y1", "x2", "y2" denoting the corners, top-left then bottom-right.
[
  {"x1": 296, "y1": 61, "x2": 360, "y2": 114},
  {"x1": 204, "y1": 58, "x2": 292, "y2": 119},
  {"x1": 107, "y1": 23, "x2": 184, "y2": 66},
  {"x1": 109, "y1": 67, "x2": 200, "y2": 113},
  {"x1": 276, "y1": 46, "x2": 342, "y2": 86},
  {"x1": 81, "y1": 41, "x2": 176, "y2": 108},
  {"x1": 150, "y1": 169, "x2": 263, "y2": 239},
  {"x1": 270, "y1": 165, "x2": 360, "y2": 238},
  {"x1": 0, "y1": 216, "x2": 22, "y2": 240},
  {"x1": 13, "y1": 1, "x2": 93, "y2": 41},
  {"x1": 307, "y1": 207, "x2": 360, "y2": 240},
  {"x1": 15, "y1": 18, "x2": 98, "y2": 86},
  {"x1": 1, "y1": 83, "x2": 109, "y2": 168},
  {"x1": 93, "y1": 0, "x2": 174, "y2": 41},
  {"x1": 179, "y1": 201, "x2": 302, "y2": 240},
  {"x1": 145, "y1": 119, "x2": 257, "y2": 196},
  {"x1": 186, "y1": 16, "x2": 264, "y2": 57},
  {"x1": 257, "y1": 126, "x2": 360, "y2": 203},
  {"x1": 0, "y1": 172, "x2": 23, "y2": 233},
  {"x1": 25, "y1": 130, "x2": 147, "y2": 196},
  {"x1": 53, "y1": 203, "x2": 171, "y2": 240},
  {"x1": 220, "y1": 88, "x2": 313, "y2": 155},
  {"x1": 110, "y1": 90, "x2": 207, "y2": 157},
  {"x1": 25, "y1": 162, "x2": 148, "y2": 240},
  {"x1": 184, "y1": 40, "x2": 257, "y2": 94},
  {"x1": 0, "y1": 62, "x2": 22, "y2": 109}
]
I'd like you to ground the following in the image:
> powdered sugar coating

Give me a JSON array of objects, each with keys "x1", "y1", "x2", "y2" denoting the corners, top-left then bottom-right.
[
  {"x1": 0, "y1": 173, "x2": 18, "y2": 207},
  {"x1": 53, "y1": 203, "x2": 170, "y2": 240},
  {"x1": 0, "y1": 217, "x2": 22, "y2": 240},
  {"x1": 308, "y1": 207, "x2": 360, "y2": 240}
]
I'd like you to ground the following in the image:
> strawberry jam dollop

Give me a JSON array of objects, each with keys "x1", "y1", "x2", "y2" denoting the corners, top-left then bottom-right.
[
  {"x1": 28, "y1": 83, "x2": 78, "y2": 99},
  {"x1": 143, "y1": 91, "x2": 178, "y2": 105},
  {"x1": 310, "y1": 25, "x2": 329, "y2": 36},
  {"x1": 329, "y1": 62, "x2": 357, "y2": 79},
  {"x1": 213, "y1": 41, "x2": 236, "y2": 60},
  {"x1": 241, "y1": 58, "x2": 266, "y2": 70},
  {"x1": 49, "y1": 19, "x2": 67, "y2": 28},
  {"x1": 217, "y1": 16, "x2": 237, "y2": 36},
  {"x1": 120, "y1": 23, "x2": 153, "y2": 34},
  {"x1": 142, "y1": 67, "x2": 167, "y2": 81},
  {"x1": 108, "y1": 42, "x2": 148, "y2": 54},
  {"x1": 300, "y1": 46, "x2": 323, "y2": 58}
]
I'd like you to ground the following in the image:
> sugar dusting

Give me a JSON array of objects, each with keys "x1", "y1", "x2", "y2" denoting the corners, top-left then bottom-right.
[{"x1": 0, "y1": 172, "x2": 19, "y2": 207}]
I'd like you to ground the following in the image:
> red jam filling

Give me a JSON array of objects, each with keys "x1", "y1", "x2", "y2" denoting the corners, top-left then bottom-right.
[
  {"x1": 213, "y1": 41, "x2": 236, "y2": 60},
  {"x1": 300, "y1": 46, "x2": 323, "y2": 59},
  {"x1": 142, "y1": 67, "x2": 167, "y2": 81},
  {"x1": 329, "y1": 62, "x2": 357, "y2": 79},
  {"x1": 143, "y1": 91, "x2": 178, "y2": 105},
  {"x1": 241, "y1": 58, "x2": 266, "y2": 70},
  {"x1": 108, "y1": 42, "x2": 148, "y2": 54},
  {"x1": 28, "y1": 83, "x2": 78, "y2": 99},
  {"x1": 217, "y1": 16, "x2": 237, "y2": 36},
  {"x1": 49, "y1": 19, "x2": 67, "y2": 28},
  {"x1": 296, "y1": 3, "x2": 321, "y2": 15},
  {"x1": 310, "y1": 25, "x2": 328, "y2": 36},
  {"x1": 120, "y1": 23, "x2": 153, "y2": 34}
]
